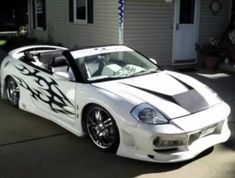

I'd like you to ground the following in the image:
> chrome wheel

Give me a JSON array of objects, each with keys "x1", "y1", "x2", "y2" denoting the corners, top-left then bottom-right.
[
  {"x1": 86, "y1": 105, "x2": 119, "y2": 151},
  {"x1": 6, "y1": 77, "x2": 20, "y2": 107}
]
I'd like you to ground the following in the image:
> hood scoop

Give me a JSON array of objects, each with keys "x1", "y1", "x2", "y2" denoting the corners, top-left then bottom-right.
[
  {"x1": 122, "y1": 76, "x2": 209, "y2": 114},
  {"x1": 172, "y1": 89, "x2": 209, "y2": 114}
]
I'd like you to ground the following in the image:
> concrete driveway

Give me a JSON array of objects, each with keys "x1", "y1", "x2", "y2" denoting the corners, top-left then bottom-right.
[{"x1": 0, "y1": 65, "x2": 234, "y2": 178}]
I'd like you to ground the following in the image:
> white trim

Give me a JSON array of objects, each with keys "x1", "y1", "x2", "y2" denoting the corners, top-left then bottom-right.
[
  {"x1": 73, "y1": 0, "x2": 88, "y2": 24},
  {"x1": 172, "y1": 0, "x2": 201, "y2": 65}
]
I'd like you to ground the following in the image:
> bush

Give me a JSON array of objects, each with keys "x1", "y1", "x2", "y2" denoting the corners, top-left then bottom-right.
[
  {"x1": 1, "y1": 35, "x2": 37, "y2": 52},
  {"x1": 1, "y1": 35, "x2": 64, "y2": 52}
]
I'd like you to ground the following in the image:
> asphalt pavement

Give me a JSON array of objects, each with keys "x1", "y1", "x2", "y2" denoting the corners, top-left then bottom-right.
[{"x1": 0, "y1": 51, "x2": 234, "y2": 178}]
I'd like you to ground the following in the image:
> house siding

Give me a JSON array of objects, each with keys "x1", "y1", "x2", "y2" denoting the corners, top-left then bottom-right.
[
  {"x1": 29, "y1": 0, "x2": 119, "y2": 48},
  {"x1": 124, "y1": 0, "x2": 174, "y2": 65},
  {"x1": 199, "y1": 0, "x2": 231, "y2": 45},
  {"x1": 28, "y1": 0, "x2": 231, "y2": 65}
]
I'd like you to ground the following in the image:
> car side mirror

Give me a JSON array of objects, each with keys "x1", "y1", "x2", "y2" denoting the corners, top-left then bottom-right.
[
  {"x1": 52, "y1": 71, "x2": 71, "y2": 81},
  {"x1": 149, "y1": 58, "x2": 158, "y2": 65}
]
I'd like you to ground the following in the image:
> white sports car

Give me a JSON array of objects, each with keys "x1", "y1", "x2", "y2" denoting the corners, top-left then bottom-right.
[{"x1": 0, "y1": 45, "x2": 231, "y2": 163}]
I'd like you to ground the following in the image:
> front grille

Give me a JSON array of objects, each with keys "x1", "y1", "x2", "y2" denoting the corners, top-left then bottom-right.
[
  {"x1": 188, "y1": 132, "x2": 201, "y2": 145},
  {"x1": 188, "y1": 124, "x2": 219, "y2": 145}
]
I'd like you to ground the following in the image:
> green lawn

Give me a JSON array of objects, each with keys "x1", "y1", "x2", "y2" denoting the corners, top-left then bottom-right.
[{"x1": 0, "y1": 40, "x2": 6, "y2": 46}]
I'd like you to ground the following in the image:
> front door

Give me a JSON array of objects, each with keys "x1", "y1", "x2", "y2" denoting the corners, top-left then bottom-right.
[{"x1": 173, "y1": 0, "x2": 200, "y2": 64}]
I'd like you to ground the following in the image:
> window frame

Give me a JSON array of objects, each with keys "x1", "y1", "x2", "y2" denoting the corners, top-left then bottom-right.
[
  {"x1": 73, "y1": 0, "x2": 88, "y2": 24},
  {"x1": 33, "y1": 0, "x2": 46, "y2": 30}
]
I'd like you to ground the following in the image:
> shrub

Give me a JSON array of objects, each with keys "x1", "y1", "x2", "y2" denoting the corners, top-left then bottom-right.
[{"x1": 1, "y1": 35, "x2": 37, "y2": 52}]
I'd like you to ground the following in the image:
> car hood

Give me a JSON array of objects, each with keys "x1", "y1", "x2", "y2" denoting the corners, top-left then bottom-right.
[{"x1": 92, "y1": 70, "x2": 221, "y2": 119}]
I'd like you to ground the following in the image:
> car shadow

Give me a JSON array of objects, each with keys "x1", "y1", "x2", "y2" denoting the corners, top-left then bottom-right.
[
  {"x1": 222, "y1": 122, "x2": 235, "y2": 151},
  {"x1": 32, "y1": 134, "x2": 214, "y2": 178},
  {"x1": 0, "y1": 98, "x2": 217, "y2": 178}
]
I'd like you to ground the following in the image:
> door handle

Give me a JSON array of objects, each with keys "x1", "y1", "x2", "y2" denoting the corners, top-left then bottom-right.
[{"x1": 176, "y1": 24, "x2": 179, "y2": 31}]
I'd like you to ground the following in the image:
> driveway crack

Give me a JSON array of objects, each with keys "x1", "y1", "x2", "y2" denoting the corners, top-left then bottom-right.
[{"x1": 0, "y1": 132, "x2": 68, "y2": 147}]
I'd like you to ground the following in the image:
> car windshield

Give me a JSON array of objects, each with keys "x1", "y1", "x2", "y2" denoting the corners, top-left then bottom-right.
[{"x1": 71, "y1": 46, "x2": 160, "y2": 82}]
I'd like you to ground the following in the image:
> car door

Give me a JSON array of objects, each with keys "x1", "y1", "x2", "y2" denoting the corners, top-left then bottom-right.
[{"x1": 15, "y1": 55, "x2": 77, "y2": 124}]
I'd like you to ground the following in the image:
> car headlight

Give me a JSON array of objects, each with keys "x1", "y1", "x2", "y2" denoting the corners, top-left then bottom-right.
[{"x1": 131, "y1": 103, "x2": 168, "y2": 125}]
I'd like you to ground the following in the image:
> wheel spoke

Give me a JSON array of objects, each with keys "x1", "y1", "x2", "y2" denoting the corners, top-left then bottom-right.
[
  {"x1": 103, "y1": 118, "x2": 113, "y2": 128},
  {"x1": 96, "y1": 139, "x2": 103, "y2": 146},
  {"x1": 14, "y1": 87, "x2": 20, "y2": 92},
  {"x1": 95, "y1": 109, "x2": 102, "y2": 121},
  {"x1": 88, "y1": 117, "x2": 97, "y2": 125},
  {"x1": 103, "y1": 133, "x2": 113, "y2": 142},
  {"x1": 96, "y1": 135, "x2": 109, "y2": 147},
  {"x1": 87, "y1": 122, "x2": 97, "y2": 130}
]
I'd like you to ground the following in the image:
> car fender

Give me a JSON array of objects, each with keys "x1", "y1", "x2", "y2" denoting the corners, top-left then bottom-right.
[{"x1": 76, "y1": 84, "x2": 139, "y2": 134}]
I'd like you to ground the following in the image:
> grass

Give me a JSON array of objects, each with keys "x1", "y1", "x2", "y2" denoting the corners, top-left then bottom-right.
[{"x1": 0, "y1": 40, "x2": 6, "y2": 47}]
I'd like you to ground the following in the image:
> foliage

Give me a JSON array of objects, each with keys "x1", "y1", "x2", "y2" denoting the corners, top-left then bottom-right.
[
  {"x1": 0, "y1": 34, "x2": 63, "y2": 52},
  {"x1": 198, "y1": 38, "x2": 222, "y2": 57},
  {"x1": 0, "y1": 40, "x2": 6, "y2": 46},
  {"x1": 1, "y1": 35, "x2": 37, "y2": 52}
]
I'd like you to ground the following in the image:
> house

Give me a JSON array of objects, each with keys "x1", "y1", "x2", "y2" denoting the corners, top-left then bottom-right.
[{"x1": 27, "y1": 0, "x2": 233, "y2": 65}]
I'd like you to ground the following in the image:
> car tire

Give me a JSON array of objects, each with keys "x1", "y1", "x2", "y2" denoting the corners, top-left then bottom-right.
[
  {"x1": 85, "y1": 105, "x2": 120, "y2": 152},
  {"x1": 6, "y1": 77, "x2": 20, "y2": 107}
]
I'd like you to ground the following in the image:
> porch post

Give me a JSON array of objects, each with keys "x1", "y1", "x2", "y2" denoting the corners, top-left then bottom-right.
[{"x1": 118, "y1": 0, "x2": 125, "y2": 44}]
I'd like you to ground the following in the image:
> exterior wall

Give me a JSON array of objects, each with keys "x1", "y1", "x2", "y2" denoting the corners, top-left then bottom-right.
[
  {"x1": 124, "y1": 0, "x2": 231, "y2": 65},
  {"x1": 28, "y1": 0, "x2": 119, "y2": 48},
  {"x1": 28, "y1": 0, "x2": 232, "y2": 65},
  {"x1": 124, "y1": 0, "x2": 174, "y2": 65},
  {"x1": 199, "y1": 0, "x2": 231, "y2": 45}
]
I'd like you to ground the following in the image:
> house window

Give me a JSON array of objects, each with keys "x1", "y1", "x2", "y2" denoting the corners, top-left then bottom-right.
[
  {"x1": 33, "y1": 0, "x2": 46, "y2": 30},
  {"x1": 69, "y1": 0, "x2": 93, "y2": 24},
  {"x1": 75, "y1": 0, "x2": 87, "y2": 22}
]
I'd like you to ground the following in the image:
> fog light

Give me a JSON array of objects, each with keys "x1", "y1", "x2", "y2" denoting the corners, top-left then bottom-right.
[{"x1": 153, "y1": 137, "x2": 184, "y2": 147}]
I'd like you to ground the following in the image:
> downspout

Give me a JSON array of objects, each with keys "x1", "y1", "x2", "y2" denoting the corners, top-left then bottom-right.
[{"x1": 118, "y1": 0, "x2": 125, "y2": 44}]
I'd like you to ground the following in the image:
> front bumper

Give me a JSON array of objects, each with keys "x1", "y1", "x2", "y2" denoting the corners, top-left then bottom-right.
[{"x1": 117, "y1": 102, "x2": 231, "y2": 163}]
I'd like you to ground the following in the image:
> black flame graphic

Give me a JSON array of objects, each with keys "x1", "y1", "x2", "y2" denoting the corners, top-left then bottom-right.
[{"x1": 14, "y1": 65, "x2": 76, "y2": 115}]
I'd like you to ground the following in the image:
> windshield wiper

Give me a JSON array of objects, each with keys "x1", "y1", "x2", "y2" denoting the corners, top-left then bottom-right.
[
  {"x1": 129, "y1": 68, "x2": 159, "y2": 77},
  {"x1": 89, "y1": 69, "x2": 159, "y2": 82},
  {"x1": 89, "y1": 75, "x2": 128, "y2": 82}
]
